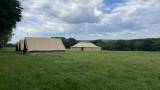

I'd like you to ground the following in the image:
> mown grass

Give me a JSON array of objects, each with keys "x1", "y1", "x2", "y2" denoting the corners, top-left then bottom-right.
[{"x1": 0, "y1": 48, "x2": 160, "y2": 90}]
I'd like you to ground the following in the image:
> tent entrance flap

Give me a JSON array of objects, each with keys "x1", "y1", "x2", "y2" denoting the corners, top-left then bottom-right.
[{"x1": 81, "y1": 47, "x2": 84, "y2": 51}]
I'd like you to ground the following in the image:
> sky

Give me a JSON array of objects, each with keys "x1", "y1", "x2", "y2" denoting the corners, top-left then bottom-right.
[{"x1": 11, "y1": 0, "x2": 160, "y2": 43}]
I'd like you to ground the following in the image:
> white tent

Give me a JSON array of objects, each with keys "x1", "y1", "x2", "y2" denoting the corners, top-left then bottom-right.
[
  {"x1": 71, "y1": 42, "x2": 101, "y2": 51},
  {"x1": 24, "y1": 37, "x2": 66, "y2": 53}
]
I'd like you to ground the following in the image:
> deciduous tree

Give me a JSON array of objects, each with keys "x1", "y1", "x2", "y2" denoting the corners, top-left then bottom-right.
[{"x1": 0, "y1": 0, "x2": 22, "y2": 47}]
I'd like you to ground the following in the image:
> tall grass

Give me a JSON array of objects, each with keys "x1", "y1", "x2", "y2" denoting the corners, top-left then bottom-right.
[{"x1": 0, "y1": 48, "x2": 160, "y2": 90}]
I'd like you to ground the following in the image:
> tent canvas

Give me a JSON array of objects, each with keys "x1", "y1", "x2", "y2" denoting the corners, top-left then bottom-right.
[
  {"x1": 71, "y1": 42, "x2": 101, "y2": 51},
  {"x1": 16, "y1": 42, "x2": 20, "y2": 51},
  {"x1": 24, "y1": 37, "x2": 66, "y2": 53},
  {"x1": 19, "y1": 40, "x2": 24, "y2": 51}
]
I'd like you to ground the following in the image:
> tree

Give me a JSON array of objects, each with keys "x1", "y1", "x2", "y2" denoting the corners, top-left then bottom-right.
[
  {"x1": 114, "y1": 40, "x2": 129, "y2": 51},
  {"x1": 0, "y1": 0, "x2": 22, "y2": 47},
  {"x1": 141, "y1": 39, "x2": 154, "y2": 51},
  {"x1": 67, "y1": 38, "x2": 77, "y2": 47},
  {"x1": 90, "y1": 38, "x2": 160, "y2": 51},
  {"x1": 127, "y1": 41, "x2": 135, "y2": 51},
  {"x1": 63, "y1": 38, "x2": 77, "y2": 48},
  {"x1": 152, "y1": 41, "x2": 160, "y2": 51},
  {"x1": 51, "y1": 37, "x2": 78, "y2": 48}
]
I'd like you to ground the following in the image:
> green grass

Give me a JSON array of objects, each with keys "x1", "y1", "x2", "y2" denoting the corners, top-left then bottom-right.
[{"x1": 0, "y1": 48, "x2": 160, "y2": 90}]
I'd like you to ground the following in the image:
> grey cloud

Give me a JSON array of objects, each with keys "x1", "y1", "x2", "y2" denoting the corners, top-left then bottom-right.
[
  {"x1": 102, "y1": 0, "x2": 160, "y2": 31},
  {"x1": 10, "y1": 0, "x2": 160, "y2": 43},
  {"x1": 20, "y1": 0, "x2": 102, "y2": 24}
]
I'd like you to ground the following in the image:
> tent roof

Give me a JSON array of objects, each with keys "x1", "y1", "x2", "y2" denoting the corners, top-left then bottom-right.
[
  {"x1": 72, "y1": 42, "x2": 99, "y2": 48},
  {"x1": 25, "y1": 37, "x2": 66, "y2": 51}
]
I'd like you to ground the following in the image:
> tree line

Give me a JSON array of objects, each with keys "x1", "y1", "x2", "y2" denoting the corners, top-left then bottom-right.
[{"x1": 92, "y1": 38, "x2": 160, "y2": 51}]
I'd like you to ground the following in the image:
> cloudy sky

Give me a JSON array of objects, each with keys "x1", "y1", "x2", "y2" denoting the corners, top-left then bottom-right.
[{"x1": 11, "y1": 0, "x2": 160, "y2": 43}]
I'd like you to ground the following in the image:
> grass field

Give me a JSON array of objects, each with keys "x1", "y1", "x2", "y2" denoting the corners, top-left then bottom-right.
[{"x1": 0, "y1": 48, "x2": 160, "y2": 90}]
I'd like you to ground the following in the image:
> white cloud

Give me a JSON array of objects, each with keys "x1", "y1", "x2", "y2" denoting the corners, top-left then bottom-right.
[{"x1": 11, "y1": 0, "x2": 160, "y2": 43}]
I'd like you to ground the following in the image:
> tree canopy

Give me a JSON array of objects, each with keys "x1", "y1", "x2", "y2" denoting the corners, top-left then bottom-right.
[
  {"x1": 0, "y1": 0, "x2": 22, "y2": 47},
  {"x1": 52, "y1": 37, "x2": 78, "y2": 48},
  {"x1": 91, "y1": 38, "x2": 160, "y2": 51}
]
